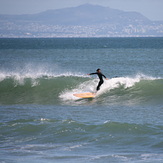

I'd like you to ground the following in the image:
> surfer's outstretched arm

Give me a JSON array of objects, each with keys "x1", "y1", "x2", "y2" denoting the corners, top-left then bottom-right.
[{"x1": 88, "y1": 73, "x2": 97, "y2": 75}]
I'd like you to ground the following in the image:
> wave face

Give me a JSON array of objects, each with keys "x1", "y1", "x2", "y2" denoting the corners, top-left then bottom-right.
[{"x1": 0, "y1": 71, "x2": 162, "y2": 105}]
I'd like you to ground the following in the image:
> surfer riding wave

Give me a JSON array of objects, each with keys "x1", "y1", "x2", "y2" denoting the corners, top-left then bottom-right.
[{"x1": 88, "y1": 69, "x2": 108, "y2": 92}]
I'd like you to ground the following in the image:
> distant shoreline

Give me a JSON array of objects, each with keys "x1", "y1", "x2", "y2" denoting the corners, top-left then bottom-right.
[{"x1": 1, "y1": 36, "x2": 163, "y2": 39}]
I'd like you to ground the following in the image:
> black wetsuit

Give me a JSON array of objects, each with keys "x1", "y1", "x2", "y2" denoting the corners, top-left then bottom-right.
[{"x1": 89, "y1": 72, "x2": 107, "y2": 91}]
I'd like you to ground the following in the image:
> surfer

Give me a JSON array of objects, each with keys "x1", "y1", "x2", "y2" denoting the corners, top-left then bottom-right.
[{"x1": 88, "y1": 69, "x2": 108, "y2": 91}]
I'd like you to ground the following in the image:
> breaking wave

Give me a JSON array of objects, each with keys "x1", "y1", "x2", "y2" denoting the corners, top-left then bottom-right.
[{"x1": 0, "y1": 71, "x2": 162, "y2": 105}]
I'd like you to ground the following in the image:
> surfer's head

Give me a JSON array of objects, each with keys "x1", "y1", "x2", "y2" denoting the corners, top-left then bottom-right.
[{"x1": 96, "y1": 68, "x2": 101, "y2": 72}]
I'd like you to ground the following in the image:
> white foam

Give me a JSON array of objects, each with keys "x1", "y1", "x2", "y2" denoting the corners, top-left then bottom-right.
[
  {"x1": 0, "y1": 66, "x2": 87, "y2": 86},
  {"x1": 60, "y1": 73, "x2": 159, "y2": 101},
  {"x1": 59, "y1": 79, "x2": 97, "y2": 100},
  {"x1": 96, "y1": 73, "x2": 159, "y2": 95}
]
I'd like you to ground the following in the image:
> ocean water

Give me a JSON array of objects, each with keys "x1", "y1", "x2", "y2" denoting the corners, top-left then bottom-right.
[{"x1": 0, "y1": 37, "x2": 163, "y2": 163}]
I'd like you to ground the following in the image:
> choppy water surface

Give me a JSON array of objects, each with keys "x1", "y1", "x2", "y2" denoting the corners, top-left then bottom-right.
[{"x1": 0, "y1": 38, "x2": 163, "y2": 163}]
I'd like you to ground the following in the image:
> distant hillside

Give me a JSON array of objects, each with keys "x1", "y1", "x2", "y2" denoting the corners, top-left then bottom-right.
[
  {"x1": 0, "y1": 4, "x2": 163, "y2": 37},
  {"x1": 0, "y1": 4, "x2": 151, "y2": 25},
  {"x1": 32, "y1": 4, "x2": 151, "y2": 25}
]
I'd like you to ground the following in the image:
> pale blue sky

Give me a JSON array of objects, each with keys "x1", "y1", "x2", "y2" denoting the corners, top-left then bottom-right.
[{"x1": 0, "y1": 0, "x2": 163, "y2": 21}]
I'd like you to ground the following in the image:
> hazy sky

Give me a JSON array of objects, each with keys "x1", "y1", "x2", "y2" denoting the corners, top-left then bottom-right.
[{"x1": 0, "y1": 0, "x2": 163, "y2": 21}]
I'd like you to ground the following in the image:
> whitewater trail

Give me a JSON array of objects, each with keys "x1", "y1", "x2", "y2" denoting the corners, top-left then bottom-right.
[{"x1": 59, "y1": 74, "x2": 160, "y2": 101}]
